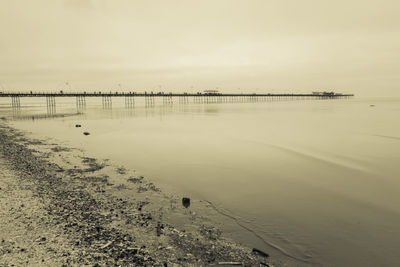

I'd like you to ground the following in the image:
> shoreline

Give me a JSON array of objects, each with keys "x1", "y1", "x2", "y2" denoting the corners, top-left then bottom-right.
[{"x1": 0, "y1": 123, "x2": 274, "y2": 266}]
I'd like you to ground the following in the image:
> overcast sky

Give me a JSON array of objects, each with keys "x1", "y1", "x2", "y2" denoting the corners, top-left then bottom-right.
[{"x1": 1, "y1": 0, "x2": 399, "y2": 96}]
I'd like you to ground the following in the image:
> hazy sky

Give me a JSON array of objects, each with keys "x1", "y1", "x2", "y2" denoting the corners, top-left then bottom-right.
[{"x1": 1, "y1": 0, "x2": 399, "y2": 96}]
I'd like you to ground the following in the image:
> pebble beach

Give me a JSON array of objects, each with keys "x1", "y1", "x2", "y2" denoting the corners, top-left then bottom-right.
[{"x1": 0, "y1": 123, "x2": 272, "y2": 266}]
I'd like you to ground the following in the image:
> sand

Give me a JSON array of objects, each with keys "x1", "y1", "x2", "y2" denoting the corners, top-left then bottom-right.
[{"x1": 0, "y1": 123, "x2": 273, "y2": 266}]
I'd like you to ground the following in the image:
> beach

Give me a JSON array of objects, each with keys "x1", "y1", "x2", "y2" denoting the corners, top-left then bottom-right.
[{"x1": 0, "y1": 123, "x2": 272, "y2": 266}]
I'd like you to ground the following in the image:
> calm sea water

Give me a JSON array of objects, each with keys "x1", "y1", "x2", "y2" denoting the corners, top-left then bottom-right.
[{"x1": 2, "y1": 96, "x2": 400, "y2": 267}]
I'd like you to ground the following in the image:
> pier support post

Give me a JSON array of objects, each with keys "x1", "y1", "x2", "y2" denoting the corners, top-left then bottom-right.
[
  {"x1": 11, "y1": 95, "x2": 21, "y2": 109},
  {"x1": 11, "y1": 95, "x2": 21, "y2": 116},
  {"x1": 163, "y1": 94, "x2": 173, "y2": 105},
  {"x1": 145, "y1": 94, "x2": 155, "y2": 107},
  {"x1": 76, "y1": 95, "x2": 86, "y2": 111},
  {"x1": 46, "y1": 95, "x2": 56, "y2": 114},
  {"x1": 179, "y1": 95, "x2": 188, "y2": 104},
  {"x1": 125, "y1": 95, "x2": 135, "y2": 109},
  {"x1": 102, "y1": 95, "x2": 112, "y2": 109}
]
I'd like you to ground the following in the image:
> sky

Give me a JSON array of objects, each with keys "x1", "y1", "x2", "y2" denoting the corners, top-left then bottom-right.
[{"x1": 0, "y1": 0, "x2": 399, "y2": 96}]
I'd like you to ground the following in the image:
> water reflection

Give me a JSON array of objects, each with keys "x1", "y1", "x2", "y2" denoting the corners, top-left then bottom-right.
[{"x1": 12, "y1": 113, "x2": 82, "y2": 121}]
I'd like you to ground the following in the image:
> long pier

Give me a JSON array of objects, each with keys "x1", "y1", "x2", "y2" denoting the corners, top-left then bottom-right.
[
  {"x1": 0, "y1": 92, "x2": 353, "y2": 98},
  {"x1": 1, "y1": 91, "x2": 354, "y2": 115}
]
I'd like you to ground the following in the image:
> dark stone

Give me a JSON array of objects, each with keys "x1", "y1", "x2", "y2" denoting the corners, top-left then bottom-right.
[
  {"x1": 182, "y1": 197, "x2": 190, "y2": 208},
  {"x1": 83, "y1": 132, "x2": 90, "y2": 136},
  {"x1": 156, "y1": 222, "x2": 162, "y2": 236},
  {"x1": 75, "y1": 124, "x2": 82, "y2": 127}
]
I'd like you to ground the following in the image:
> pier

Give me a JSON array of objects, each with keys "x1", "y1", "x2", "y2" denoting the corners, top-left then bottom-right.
[{"x1": 0, "y1": 91, "x2": 354, "y2": 113}]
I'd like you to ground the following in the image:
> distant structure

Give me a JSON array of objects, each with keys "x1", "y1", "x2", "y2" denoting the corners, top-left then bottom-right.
[
  {"x1": 203, "y1": 90, "x2": 221, "y2": 95},
  {"x1": 312, "y1": 91, "x2": 336, "y2": 96}
]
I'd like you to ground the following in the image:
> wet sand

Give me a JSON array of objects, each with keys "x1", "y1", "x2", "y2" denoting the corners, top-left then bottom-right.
[{"x1": 0, "y1": 123, "x2": 273, "y2": 266}]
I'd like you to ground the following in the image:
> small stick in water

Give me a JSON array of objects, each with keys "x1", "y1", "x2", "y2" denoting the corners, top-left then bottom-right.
[{"x1": 252, "y1": 248, "x2": 269, "y2": 258}]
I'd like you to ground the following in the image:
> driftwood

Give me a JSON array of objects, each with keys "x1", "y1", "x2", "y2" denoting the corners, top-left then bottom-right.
[{"x1": 252, "y1": 248, "x2": 269, "y2": 258}]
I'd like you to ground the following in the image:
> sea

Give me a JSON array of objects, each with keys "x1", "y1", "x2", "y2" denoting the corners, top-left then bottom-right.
[{"x1": 1, "y1": 95, "x2": 399, "y2": 267}]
